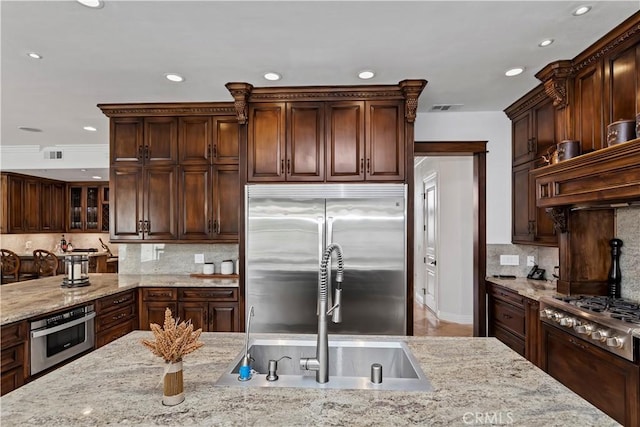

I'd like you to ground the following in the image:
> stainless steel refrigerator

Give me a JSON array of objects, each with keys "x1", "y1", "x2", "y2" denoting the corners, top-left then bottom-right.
[{"x1": 245, "y1": 184, "x2": 407, "y2": 335}]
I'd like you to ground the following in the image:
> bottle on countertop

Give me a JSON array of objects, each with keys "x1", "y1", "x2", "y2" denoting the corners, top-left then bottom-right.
[{"x1": 60, "y1": 235, "x2": 68, "y2": 252}]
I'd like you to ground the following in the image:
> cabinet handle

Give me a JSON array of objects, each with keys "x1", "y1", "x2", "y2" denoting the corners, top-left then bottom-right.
[
  {"x1": 145, "y1": 145, "x2": 150, "y2": 159},
  {"x1": 502, "y1": 313, "x2": 513, "y2": 320},
  {"x1": 112, "y1": 312, "x2": 127, "y2": 321},
  {"x1": 138, "y1": 220, "x2": 143, "y2": 233},
  {"x1": 207, "y1": 144, "x2": 212, "y2": 159},
  {"x1": 137, "y1": 146, "x2": 144, "y2": 160},
  {"x1": 287, "y1": 159, "x2": 291, "y2": 174},
  {"x1": 531, "y1": 137, "x2": 537, "y2": 153},
  {"x1": 281, "y1": 159, "x2": 285, "y2": 175},
  {"x1": 113, "y1": 296, "x2": 128, "y2": 305},
  {"x1": 366, "y1": 158, "x2": 370, "y2": 173},
  {"x1": 208, "y1": 219, "x2": 212, "y2": 233},
  {"x1": 569, "y1": 338, "x2": 587, "y2": 350},
  {"x1": 144, "y1": 220, "x2": 150, "y2": 233},
  {"x1": 213, "y1": 144, "x2": 217, "y2": 159},
  {"x1": 213, "y1": 219, "x2": 220, "y2": 235},
  {"x1": 360, "y1": 158, "x2": 364, "y2": 171}
]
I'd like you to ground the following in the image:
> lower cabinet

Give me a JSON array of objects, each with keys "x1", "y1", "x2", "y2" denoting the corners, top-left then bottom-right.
[
  {"x1": 487, "y1": 281, "x2": 541, "y2": 366},
  {"x1": 178, "y1": 288, "x2": 239, "y2": 332},
  {"x1": 95, "y1": 289, "x2": 138, "y2": 348},
  {"x1": 140, "y1": 287, "x2": 239, "y2": 332},
  {"x1": 1, "y1": 321, "x2": 28, "y2": 396}
]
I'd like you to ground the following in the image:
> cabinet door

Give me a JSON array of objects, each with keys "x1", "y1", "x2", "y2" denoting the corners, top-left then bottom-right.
[
  {"x1": 574, "y1": 62, "x2": 604, "y2": 152},
  {"x1": 512, "y1": 111, "x2": 532, "y2": 165},
  {"x1": 144, "y1": 117, "x2": 178, "y2": 165},
  {"x1": 209, "y1": 303, "x2": 239, "y2": 332},
  {"x1": 286, "y1": 102, "x2": 324, "y2": 181},
  {"x1": 40, "y1": 182, "x2": 65, "y2": 232},
  {"x1": 179, "y1": 164, "x2": 212, "y2": 240},
  {"x1": 525, "y1": 299, "x2": 541, "y2": 368},
  {"x1": 606, "y1": 43, "x2": 639, "y2": 127},
  {"x1": 140, "y1": 301, "x2": 177, "y2": 330},
  {"x1": 144, "y1": 166, "x2": 178, "y2": 240},
  {"x1": 5, "y1": 176, "x2": 24, "y2": 233},
  {"x1": 212, "y1": 165, "x2": 239, "y2": 241},
  {"x1": 111, "y1": 117, "x2": 143, "y2": 165},
  {"x1": 110, "y1": 167, "x2": 143, "y2": 241},
  {"x1": 178, "y1": 116, "x2": 211, "y2": 164},
  {"x1": 212, "y1": 116, "x2": 239, "y2": 164},
  {"x1": 85, "y1": 186, "x2": 101, "y2": 232},
  {"x1": 512, "y1": 162, "x2": 533, "y2": 243},
  {"x1": 178, "y1": 302, "x2": 208, "y2": 332},
  {"x1": 532, "y1": 99, "x2": 555, "y2": 159},
  {"x1": 326, "y1": 101, "x2": 365, "y2": 181},
  {"x1": 23, "y1": 178, "x2": 40, "y2": 232},
  {"x1": 69, "y1": 186, "x2": 85, "y2": 231},
  {"x1": 365, "y1": 100, "x2": 405, "y2": 181},
  {"x1": 248, "y1": 103, "x2": 286, "y2": 181}
]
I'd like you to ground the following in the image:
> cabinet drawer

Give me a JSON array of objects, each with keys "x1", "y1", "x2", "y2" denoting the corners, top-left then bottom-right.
[
  {"x1": 494, "y1": 325, "x2": 525, "y2": 357},
  {"x1": 0, "y1": 322, "x2": 27, "y2": 349},
  {"x1": 95, "y1": 290, "x2": 136, "y2": 313},
  {"x1": 488, "y1": 283, "x2": 524, "y2": 308},
  {"x1": 96, "y1": 304, "x2": 137, "y2": 332},
  {"x1": 1, "y1": 366, "x2": 24, "y2": 396},
  {"x1": 142, "y1": 288, "x2": 178, "y2": 301},
  {"x1": 178, "y1": 287, "x2": 237, "y2": 302},
  {"x1": 96, "y1": 319, "x2": 137, "y2": 348},
  {"x1": 492, "y1": 299, "x2": 525, "y2": 337},
  {"x1": 1, "y1": 344, "x2": 25, "y2": 372}
]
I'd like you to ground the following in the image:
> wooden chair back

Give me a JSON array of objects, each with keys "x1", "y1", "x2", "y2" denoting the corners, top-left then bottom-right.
[
  {"x1": 33, "y1": 249, "x2": 59, "y2": 277},
  {"x1": 1, "y1": 249, "x2": 21, "y2": 283}
]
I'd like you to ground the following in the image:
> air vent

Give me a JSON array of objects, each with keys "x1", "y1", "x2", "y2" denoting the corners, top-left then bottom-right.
[
  {"x1": 430, "y1": 104, "x2": 464, "y2": 112},
  {"x1": 44, "y1": 151, "x2": 63, "y2": 160}
]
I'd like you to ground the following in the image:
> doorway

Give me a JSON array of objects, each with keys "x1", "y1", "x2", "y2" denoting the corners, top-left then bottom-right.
[{"x1": 423, "y1": 173, "x2": 438, "y2": 313}]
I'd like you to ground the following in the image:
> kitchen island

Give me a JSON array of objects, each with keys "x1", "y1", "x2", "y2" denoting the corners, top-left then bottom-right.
[{"x1": 0, "y1": 331, "x2": 617, "y2": 426}]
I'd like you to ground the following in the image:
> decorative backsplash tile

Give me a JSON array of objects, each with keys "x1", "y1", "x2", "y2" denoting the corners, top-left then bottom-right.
[
  {"x1": 486, "y1": 244, "x2": 558, "y2": 280},
  {"x1": 617, "y1": 207, "x2": 640, "y2": 301}
]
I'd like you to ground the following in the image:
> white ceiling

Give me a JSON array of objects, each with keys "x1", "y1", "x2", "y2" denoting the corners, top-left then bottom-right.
[{"x1": 1, "y1": 0, "x2": 638, "y2": 181}]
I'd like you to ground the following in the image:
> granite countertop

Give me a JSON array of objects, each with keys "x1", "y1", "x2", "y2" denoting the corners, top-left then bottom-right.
[
  {"x1": 0, "y1": 274, "x2": 239, "y2": 325},
  {"x1": 0, "y1": 332, "x2": 616, "y2": 426},
  {"x1": 486, "y1": 276, "x2": 562, "y2": 301}
]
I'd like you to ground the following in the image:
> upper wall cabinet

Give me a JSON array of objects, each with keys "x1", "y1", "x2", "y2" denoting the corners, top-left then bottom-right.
[
  {"x1": 1, "y1": 173, "x2": 66, "y2": 234},
  {"x1": 99, "y1": 103, "x2": 240, "y2": 243},
  {"x1": 226, "y1": 80, "x2": 426, "y2": 184}
]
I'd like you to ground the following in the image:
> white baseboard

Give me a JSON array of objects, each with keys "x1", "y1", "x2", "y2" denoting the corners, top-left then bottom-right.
[{"x1": 436, "y1": 310, "x2": 473, "y2": 324}]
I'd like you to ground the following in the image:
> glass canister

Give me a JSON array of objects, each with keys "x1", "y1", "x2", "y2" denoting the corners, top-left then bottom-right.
[{"x1": 62, "y1": 254, "x2": 91, "y2": 287}]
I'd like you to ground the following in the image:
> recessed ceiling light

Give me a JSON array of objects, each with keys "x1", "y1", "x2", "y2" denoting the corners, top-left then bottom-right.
[
  {"x1": 165, "y1": 73, "x2": 185, "y2": 82},
  {"x1": 538, "y1": 39, "x2": 554, "y2": 47},
  {"x1": 77, "y1": 0, "x2": 104, "y2": 9},
  {"x1": 92, "y1": 176, "x2": 102, "y2": 180},
  {"x1": 358, "y1": 70, "x2": 376, "y2": 80},
  {"x1": 27, "y1": 52, "x2": 42, "y2": 59},
  {"x1": 18, "y1": 126, "x2": 42, "y2": 132},
  {"x1": 263, "y1": 72, "x2": 281, "y2": 81},
  {"x1": 505, "y1": 67, "x2": 524, "y2": 77},
  {"x1": 81, "y1": 169, "x2": 87, "y2": 172},
  {"x1": 83, "y1": 126, "x2": 97, "y2": 132},
  {"x1": 573, "y1": 5, "x2": 591, "y2": 16}
]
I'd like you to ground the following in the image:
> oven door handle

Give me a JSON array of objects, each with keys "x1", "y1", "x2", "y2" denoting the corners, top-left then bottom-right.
[{"x1": 31, "y1": 312, "x2": 96, "y2": 338}]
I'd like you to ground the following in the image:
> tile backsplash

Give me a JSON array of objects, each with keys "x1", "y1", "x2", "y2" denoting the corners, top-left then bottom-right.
[
  {"x1": 487, "y1": 207, "x2": 640, "y2": 301},
  {"x1": 0, "y1": 233, "x2": 115, "y2": 255}
]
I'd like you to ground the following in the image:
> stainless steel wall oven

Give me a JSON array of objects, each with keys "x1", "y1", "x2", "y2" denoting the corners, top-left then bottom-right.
[{"x1": 30, "y1": 304, "x2": 95, "y2": 375}]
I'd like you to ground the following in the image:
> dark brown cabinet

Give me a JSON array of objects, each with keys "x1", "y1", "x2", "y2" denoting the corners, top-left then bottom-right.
[
  {"x1": 1, "y1": 321, "x2": 28, "y2": 396},
  {"x1": 177, "y1": 288, "x2": 239, "y2": 332},
  {"x1": 510, "y1": 96, "x2": 555, "y2": 167},
  {"x1": 100, "y1": 104, "x2": 240, "y2": 243},
  {"x1": 247, "y1": 99, "x2": 405, "y2": 183},
  {"x1": 95, "y1": 289, "x2": 137, "y2": 348},
  {"x1": 68, "y1": 183, "x2": 109, "y2": 233},
  {"x1": 1, "y1": 173, "x2": 67, "y2": 234},
  {"x1": 541, "y1": 323, "x2": 639, "y2": 427},
  {"x1": 139, "y1": 288, "x2": 178, "y2": 330}
]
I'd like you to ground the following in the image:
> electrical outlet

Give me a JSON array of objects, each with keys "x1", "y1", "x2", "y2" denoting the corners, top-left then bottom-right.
[
  {"x1": 527, "y1": 256, "x2": 535, "y2": 267},
  {"x1": 500, "y1": 255, "x2": 519, "y2": 266},
  {"x1": 194, "y1": 254, "x2": 205, "y2": 264}
]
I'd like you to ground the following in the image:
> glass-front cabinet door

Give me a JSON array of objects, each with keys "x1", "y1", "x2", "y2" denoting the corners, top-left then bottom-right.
[{"x1": 68, "y1": 183, "x2": 109, "y2": 232}]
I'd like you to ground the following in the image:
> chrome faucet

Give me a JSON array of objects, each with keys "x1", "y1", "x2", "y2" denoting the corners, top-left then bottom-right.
[
  {"x1": 238, "y1": 305, "x2": 254, "y2": 381},
  {"x1": 300, "y1": 243, "x2": 344, "y2": 383}
]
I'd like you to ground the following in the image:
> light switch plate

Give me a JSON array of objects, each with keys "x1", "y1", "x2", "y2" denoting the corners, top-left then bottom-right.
[
  {"x1": 527, "y1": 256, "x2": 535, "y2": 267},
  {"x1": 194, "y1": 254, "x2": 205, "y2": 264},
  {"x1": 500, "y1": 255, "x2": 519, "y2": 266}
]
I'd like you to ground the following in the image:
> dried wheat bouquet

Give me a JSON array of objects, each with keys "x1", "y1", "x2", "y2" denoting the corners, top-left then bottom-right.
[{"x1": 141, "y1": 308, "x2": 204, "y2": 363}]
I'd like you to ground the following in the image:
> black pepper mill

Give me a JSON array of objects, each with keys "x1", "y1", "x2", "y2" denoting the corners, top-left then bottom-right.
[{"x1": 607, "y1": 238, "x2": 623, "y2": 299}]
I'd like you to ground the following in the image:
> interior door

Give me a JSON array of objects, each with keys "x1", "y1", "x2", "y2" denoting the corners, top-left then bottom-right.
[{"x1": 424, "y1": 175, "x2": 438, "y2": 313}]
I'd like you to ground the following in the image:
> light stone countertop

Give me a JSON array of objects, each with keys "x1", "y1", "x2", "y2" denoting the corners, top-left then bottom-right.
[
  {"x1": 0, "y1": 331, "x2": 617, "y2": 426},
  {"x1": 0, "y1": 274, "x2": 239, "y2": 325},
  {"x1": 485, "y1": 276, "x2": 561, "y2": 301}
]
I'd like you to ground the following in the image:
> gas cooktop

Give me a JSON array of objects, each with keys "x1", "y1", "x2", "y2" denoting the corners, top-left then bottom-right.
[{"x1": 552, "y1": 295, "x2": 640, "y2": 325}]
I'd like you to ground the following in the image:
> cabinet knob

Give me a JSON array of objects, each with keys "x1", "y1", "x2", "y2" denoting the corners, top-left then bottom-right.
[
  {"x1": 281, "y1": 159, "x2": 285, "y2": 175},
  {"x1": 287, "y1": 159, "x2": 291, "y2": 174},
  {"x1": 366, "y1": 158, "x2": 370, "y2": 173}
]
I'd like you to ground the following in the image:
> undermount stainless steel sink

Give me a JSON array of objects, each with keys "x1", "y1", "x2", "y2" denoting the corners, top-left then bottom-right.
[{"x1": 214, "y1": 338, "x2": 433, "y2": 391}]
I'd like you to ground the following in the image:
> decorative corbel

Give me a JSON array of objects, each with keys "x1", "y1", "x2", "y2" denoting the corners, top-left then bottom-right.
[
  {"x1": 224, "y1": 82, "x2": 253, "y2": 124},
  {"x1": 545, "y1": 207, "x2": 568, "y2": 233},
  {"x1": 535, "y1": 60, "x2": 572, "y2": 110},
  {"x1": 399, "y1": 79, "x2": 427, "y2": 123}
]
